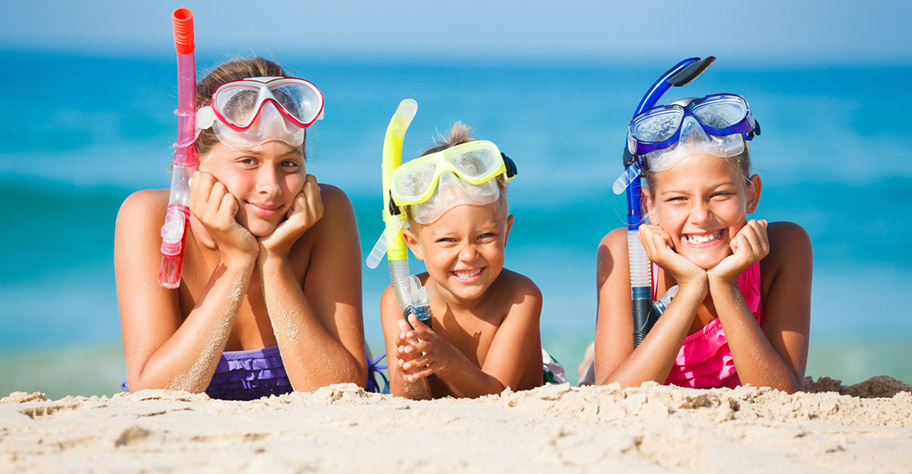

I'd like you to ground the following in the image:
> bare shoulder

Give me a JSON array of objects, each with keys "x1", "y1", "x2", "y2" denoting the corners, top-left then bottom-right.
[
  {"x1": 499, "y1": 269, "x2": 541, "y2": 295},
  {"x1": 318, "y1": 183, "x2": 354, "y2": 216},
  {"x1": 115, "y1": 189, "x2": 169, "y2": 237},
  {"x1": 496, "y1": 269, "x2": 542, "y2": 309},
  {"x1": 761, "y1": 221, "x2": 813, "y2": 292},
  {"x1": 117, "y1": 189, "x2": 168, "y2": 220},
  {"x1": 600, "y1": 227, "x2": 630, "y2": 257},
  {"x1": 766, "y1": 221, "x2": 812, "y2": 262}
]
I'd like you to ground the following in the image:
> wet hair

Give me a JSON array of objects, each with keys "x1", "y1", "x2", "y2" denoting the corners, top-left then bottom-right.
[
  {"x1": 642, "y1": 142, "x2": 753, "y2": 198},
  {"x1": 194, "y1": 57, "x2": 305, "y2": 158},
  {"x1": 404, "y1": 122, "x2": 510, "y2": 227}
]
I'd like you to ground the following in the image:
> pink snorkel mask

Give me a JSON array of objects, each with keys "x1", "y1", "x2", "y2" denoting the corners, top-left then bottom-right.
[{"x1": 195, "y1": 76, "x2": 324, "y2": 149}]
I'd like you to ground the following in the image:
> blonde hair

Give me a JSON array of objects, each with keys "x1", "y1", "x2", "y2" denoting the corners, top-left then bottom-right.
[
  {"x1": 194, "y1": 57, "x2": 305, "y2": 159},
  {"x1": 402, "y1": 122, "x2": 510, "y2": 227}
]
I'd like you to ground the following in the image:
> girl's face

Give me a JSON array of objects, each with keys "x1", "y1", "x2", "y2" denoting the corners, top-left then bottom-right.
[
  {"x1": 198, "y1": 141, "x2": 306, "y2": 237},
  {"x1": 645, "y1": 154, "x2": 760, "y2": 270},
  {"x1": 403, "y1": 203, "x2": 513, "y2": 306}
]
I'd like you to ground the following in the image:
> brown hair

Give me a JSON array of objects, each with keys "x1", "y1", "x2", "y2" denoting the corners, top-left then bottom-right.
[
  {"x1": 404, "y1": 122, "x2": 510, "y2": 226},
  {"x1": 194, "y1": 57, "x2": 305, "y2": 158}
]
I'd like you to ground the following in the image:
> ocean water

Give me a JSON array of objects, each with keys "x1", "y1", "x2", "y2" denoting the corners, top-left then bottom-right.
[{"x1": 1, "y1": 50, "x2": 911, "y2": 398}]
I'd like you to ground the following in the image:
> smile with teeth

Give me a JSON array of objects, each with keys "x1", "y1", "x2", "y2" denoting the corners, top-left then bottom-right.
[
  {"x1": 452, "y1": 268, "x2": 484, "y2": 282},
  {"x1": 683, "y1": 230, "x2": 724, "y2": 247}
]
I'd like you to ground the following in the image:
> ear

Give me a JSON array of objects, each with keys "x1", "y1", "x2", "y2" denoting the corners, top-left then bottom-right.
[
  {"x1": 746, "y1": 174, "x2": 762, "y2": 214},
  {"x1": 503, "y1": 214, "x2": 514, "y2": 247},
  {"x1": 401, "y1": 226, "x2": 425, "y2": 261}
]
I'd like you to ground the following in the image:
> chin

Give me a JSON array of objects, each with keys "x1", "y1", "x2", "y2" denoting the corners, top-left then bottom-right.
[
  {"x1": 687, "y1": 252, "x2": 729, "y2": 270},
  {"x1": 238, "y1": 217, "x2": 278, "y2": 238}
]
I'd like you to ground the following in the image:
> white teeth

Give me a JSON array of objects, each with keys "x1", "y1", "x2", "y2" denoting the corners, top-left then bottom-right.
[
  {"x1": 454, "y1": 269, "x2": 482, "y2": 279},
  {"x1": 685, "y1": 231, "x2": 722, "y2": 244}
]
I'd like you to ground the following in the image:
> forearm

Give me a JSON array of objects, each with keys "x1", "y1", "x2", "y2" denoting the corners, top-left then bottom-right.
[
  {"x1": 600, "y1": 282, "x2": 706, "y2": 387},
  {"x1": 710, "y1": 278, "x2": 801, "y2": 393},
  {"x1": 134, "y1": 257, "x2": 255, "y2": 392},
  {"x1": 259, "y1": 256, "x2": 365, "y2": 391},
  {"x1": 391, "y1": 369, "x2": 433, "y2": 400},
  {"x1": 434, "y1": 352, "x2": 509, "y2": 399}
]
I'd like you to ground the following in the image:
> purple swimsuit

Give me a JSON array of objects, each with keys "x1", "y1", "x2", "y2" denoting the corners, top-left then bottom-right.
[
  {"x1": 205, "y1": 345, "x2": 292, "y2": 400},
  {"x1": 122, "y1": 345, "x2": 386, "y2": 399},
  {"x1": 121, "y1": 345, "x2": 291, "y2": 401}
]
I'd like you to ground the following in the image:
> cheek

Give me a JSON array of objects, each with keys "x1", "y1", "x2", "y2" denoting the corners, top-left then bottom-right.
[{"x1": 284, "y1": 173, "x2": 306, "y2": 195}]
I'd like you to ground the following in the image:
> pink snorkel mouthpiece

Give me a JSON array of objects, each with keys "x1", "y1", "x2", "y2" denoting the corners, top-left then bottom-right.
[{"x1": 158, "y1": 7, "x2": 198, "y2": 289}]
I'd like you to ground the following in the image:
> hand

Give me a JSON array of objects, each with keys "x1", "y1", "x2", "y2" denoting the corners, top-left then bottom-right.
[
  {"x1": 258, "y1": 175, "x2": 323, "y2": 261},
  {"x1": 396, "y1": 315, "x2": 455, "y2": 383},
  {"x1": 189, "y1": 172, "x2": 258, "y2": 260},
  {"x1": 638, "y1": 224, "x2": 706, "y2": 288},
  {"x1": 708, "y1": 219, "x2": 769, "y2": 283}
]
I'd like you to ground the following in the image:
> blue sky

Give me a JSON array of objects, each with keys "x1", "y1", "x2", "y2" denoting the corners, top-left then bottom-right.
[{"x1": 2, "y1": 0, "x2": 910, "y2": 65}]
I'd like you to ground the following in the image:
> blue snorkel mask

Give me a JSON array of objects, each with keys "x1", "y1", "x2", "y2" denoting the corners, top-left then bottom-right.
[{"x1": 612, "y1": 56, "x2": 761, "y2": 347}]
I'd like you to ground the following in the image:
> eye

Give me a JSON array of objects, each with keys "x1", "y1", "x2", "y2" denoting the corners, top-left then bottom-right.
[
  {"x1": 238, "y1": 157, "x2": 259, "y2": 168},
  {"x1": 280, "y1": 159, "x2": 301, "y2": 170},
  {"x1": 476, "y1": 232, "x2": 496, "y2": 241}
]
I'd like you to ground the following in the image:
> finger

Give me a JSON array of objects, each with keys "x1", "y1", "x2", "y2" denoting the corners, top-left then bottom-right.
[
  {"x1": 403, "y1": 354, "x2": 431, "y2": 371},
  {"x1": 396, "y1": 318, "x2": 411, "y2": 333},
  {"x1": 408, "y1": 314, "x2": 429, "y2": 330},
  {"x1": 405, "y1": 366, "x2": 435, "y2": 382},
  {"x1": 218, "y1": 192, "x2": 239, "y2": 222},
  {"x1": 304, "y1": 175, "x2": 324, "y2": 220},
  {"x1": 191, "y1": 172, "x2": 215, "y2": 218},
  {"x1": 189, "y1": 171, "x2": 201, "y2": 211},
  {"x1": 205, "y1": 181, "x2": 228, "y2": 221}
]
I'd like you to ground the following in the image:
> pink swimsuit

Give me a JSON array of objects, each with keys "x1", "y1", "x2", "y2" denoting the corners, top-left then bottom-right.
[{"x1": 653, "y1": 262, "x2": 763, "y2": 389}]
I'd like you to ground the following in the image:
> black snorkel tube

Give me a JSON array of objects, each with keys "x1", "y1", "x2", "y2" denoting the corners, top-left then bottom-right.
[{"x1": 614, "y1": 56, "x2": 715, "y2": 347}]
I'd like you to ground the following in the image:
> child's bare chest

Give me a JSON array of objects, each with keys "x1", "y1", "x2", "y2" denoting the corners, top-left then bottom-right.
[{"x1": 431, "y1": 310, "x2": 503, "y2": 366}]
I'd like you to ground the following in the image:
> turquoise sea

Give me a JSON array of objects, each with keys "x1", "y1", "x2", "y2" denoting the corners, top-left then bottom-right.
[{"x1": 1, "y1": 50, "x2": 911, "y2": 398}]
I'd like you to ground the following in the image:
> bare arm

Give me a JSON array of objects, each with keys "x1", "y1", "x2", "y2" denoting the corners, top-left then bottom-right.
[
  {"x1": 398, "y1": 275, "x2": 543, "y2": 399},
  {"x1": 258, "y1": 182, "x2": 367, "y2": 391},
  {"x1": 711, "y1": 221, "x2": 811, "y2": 393},
  {"x1": 594, "y1": 227, "x2": 708, "y2": 387},
  {"x1": 116, "y1": 186, "x2": 256, "y2": 392}
]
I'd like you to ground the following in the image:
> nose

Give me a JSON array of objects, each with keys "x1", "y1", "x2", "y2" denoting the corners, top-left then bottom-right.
[
  {"x1": 458, "y1": 242, "x2": 479, "y2": 262},
  {"x1": 689, "y1": 199, "x2": 712, "y2": 225},
  {"x1": 256, "y1": 165, "x2": 282, "y2": 197}
]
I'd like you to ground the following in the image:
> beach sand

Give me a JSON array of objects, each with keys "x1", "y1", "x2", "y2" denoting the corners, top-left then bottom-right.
[{"x1": 2, "y1": 376, "x2": 910, "y2": 473}]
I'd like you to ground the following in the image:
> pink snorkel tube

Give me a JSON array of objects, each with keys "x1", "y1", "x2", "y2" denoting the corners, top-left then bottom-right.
[{"x1": 158, "y1": 8, "x2": 197, "y2": 288}]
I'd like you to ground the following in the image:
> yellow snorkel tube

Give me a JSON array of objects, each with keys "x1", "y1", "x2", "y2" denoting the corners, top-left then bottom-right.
[{"x1": 366, "y1": 99, "x2": 433, "y2": 326}]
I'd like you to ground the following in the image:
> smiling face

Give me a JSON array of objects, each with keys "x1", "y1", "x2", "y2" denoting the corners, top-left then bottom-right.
[
  {"x1": 403, "y1": 203, "x2": 513, "y2": 306},
  {"x1": 645, "y1": 154, "x2": 760, "y2": 270},
  {"x1": 198, "y1": 140, "x2": 306, "y2": 237}
]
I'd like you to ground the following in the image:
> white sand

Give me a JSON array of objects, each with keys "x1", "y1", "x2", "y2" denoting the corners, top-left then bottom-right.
[{"x1": 2, "y1": 376, "x2": 911, "y2": 473}]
